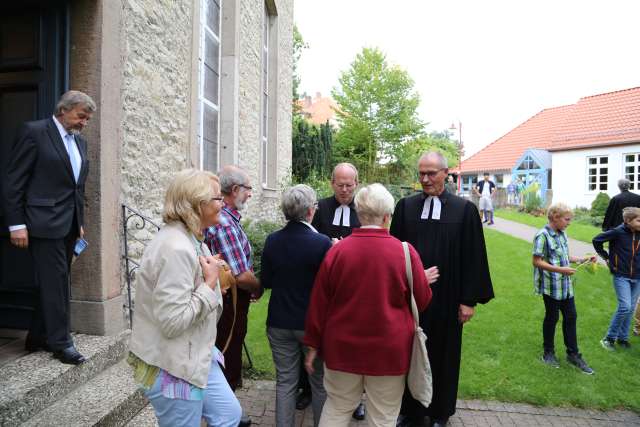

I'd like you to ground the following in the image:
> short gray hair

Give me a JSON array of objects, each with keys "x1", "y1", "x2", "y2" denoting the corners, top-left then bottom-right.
[
  {"x1": 218, "y1": 165, "x2": 248, "y2": 195},
  {"x1": 418, "y1": 151, "x2": 448, "y2": 169},
  {"x1": 54, "y1": 90, "x2": 96, "y2": 115},
  {"x1": 281, "y1": 184, "x2": 317, "y2": 222},
  {"x1": 618, "y1": 178, "x2": 631, "y2": 191},
  {"x1": 354, "y1": 183, "x2": 395, "y2": 225}
]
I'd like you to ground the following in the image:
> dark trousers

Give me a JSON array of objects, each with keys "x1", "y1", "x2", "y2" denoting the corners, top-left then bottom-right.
[
  {"x1": 215, "y1": 290, "x2": 250, "y2": 390},
  {"x1": 401, "y1": 316, "x2": 463, "y2": 421},
  {"x1": 28, "y1": 231, "x2": 77, "y2": 350},
  {"x1": 542, "y1": 295, "x2": 579, "y2": 354}
]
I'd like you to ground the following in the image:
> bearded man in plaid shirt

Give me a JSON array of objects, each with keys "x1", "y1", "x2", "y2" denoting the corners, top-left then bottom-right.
[{"x1": 204, "y1": 165, "x2": 261, "y2": 426}]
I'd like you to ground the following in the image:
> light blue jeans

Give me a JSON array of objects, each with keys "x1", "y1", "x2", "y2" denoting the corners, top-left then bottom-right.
[
  {"x1": 605, "y1": 275, "x2": 640, "y2": 341},
  {"x1": 145, "y1": 349, "x2": 242, "y2": 427}
]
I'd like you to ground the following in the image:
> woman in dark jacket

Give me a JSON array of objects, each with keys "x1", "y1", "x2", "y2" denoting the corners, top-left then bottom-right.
[{"x1": 261, "y1": 184, "x2": 332, "y2": 427}]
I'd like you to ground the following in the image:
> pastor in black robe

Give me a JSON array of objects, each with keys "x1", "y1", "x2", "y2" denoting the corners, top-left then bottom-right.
[
  {"x1": 390, "y1": 189, "x2": 494, "y2": 421},
  {"x1": 311, "y1": 196, "x2": 361, "y2": 239}
]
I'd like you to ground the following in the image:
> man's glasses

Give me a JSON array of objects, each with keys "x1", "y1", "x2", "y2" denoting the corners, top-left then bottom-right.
[
  {"x1": 334, "y1": 183, "x2": 355, "y2": 190},
  {"x1": 418, "y1": 168, "x2": 445, "y2": 179},
  {"x1": 238, "y1": 184, "x2": 253, "y2": 191}
]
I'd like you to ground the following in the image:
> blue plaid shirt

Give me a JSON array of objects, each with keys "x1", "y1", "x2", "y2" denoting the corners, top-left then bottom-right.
[
  {"x1": 203, "y1": 204, "x2": 253, "y2": 276},
  {"x1": 533, "y1": 225, "x2": 573, "y2": 300}
]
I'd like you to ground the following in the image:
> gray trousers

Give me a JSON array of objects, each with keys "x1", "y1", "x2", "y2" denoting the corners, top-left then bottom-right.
[{"x1": 267, "y1": 327, "x2": 326, "y2": 427}]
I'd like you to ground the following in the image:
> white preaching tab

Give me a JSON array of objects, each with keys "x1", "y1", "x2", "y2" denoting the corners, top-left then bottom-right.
[
  {"x1": 332, "y1": 205, "x2": 351, "y2": 227},
  {"x1": 420, "y1": 196, "x2": 442, "y2": 220}
]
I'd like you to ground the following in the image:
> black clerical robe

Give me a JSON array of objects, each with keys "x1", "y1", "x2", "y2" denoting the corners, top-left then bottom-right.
[
  {"x1": 311, "y1": 196, "x2": 360, "y2": 239},
  {"x1": 390, "y1": 190, "x2": 494, "y2": 420},
  {"x1": 602, "y1": 190, "x2": 640, "y2": 230}
]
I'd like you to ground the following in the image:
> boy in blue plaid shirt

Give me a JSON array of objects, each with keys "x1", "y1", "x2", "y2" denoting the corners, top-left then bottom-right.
[{"x1": 532, "y1": 203, "x2": 596, "y2": 374}]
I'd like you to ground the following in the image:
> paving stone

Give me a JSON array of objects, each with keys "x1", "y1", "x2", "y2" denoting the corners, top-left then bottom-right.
[{"x1": 234, "y1": 380, "x2": 640, "y2": 427}]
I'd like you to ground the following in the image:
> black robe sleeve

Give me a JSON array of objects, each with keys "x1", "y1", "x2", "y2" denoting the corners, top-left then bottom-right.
[
  {"x1": 390, "y1": 198, "x2": 407, "y2": 242},
  {"x1": 602, "y1": 198, "x2": 618, "y2": 231},
  {"x1": 459, "y1": 201, "x2": 494, "y2": 306}
]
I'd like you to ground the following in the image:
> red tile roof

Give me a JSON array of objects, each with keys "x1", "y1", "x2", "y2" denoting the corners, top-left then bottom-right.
[
  {"x1": 459, "y1": 105, "x2": 575, "y2": 173},
  {"x1": 549, "y1": 87, "x2": 640, "y2": 151},
  {"x1": 460, "y1": 86, "x2": 640, "y2": 174},
  {"x1": 296, "y1": 93, "x2": 339, "y2": 126}
]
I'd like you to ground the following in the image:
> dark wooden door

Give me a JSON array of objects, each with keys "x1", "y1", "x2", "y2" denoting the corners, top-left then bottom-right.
[{"x1": 0, "y1": 1, "x2": 68, "y2": 329}]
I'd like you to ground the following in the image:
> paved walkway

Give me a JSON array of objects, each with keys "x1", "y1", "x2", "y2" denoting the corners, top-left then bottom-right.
[
  {"x1": 488, "y1": 217, "x2": 597, "y2": 260},
  {"x1": 232, "y1": 380, "x2": 640, "y2": 426}
]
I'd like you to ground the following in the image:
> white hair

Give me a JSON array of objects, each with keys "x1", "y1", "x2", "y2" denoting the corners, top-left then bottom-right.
[{"x1": 354, "y1": 183, "x2": 395, "y2": 225}]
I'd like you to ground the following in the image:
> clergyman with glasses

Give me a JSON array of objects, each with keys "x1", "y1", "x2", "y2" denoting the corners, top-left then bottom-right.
[{"x1": 391, "y1": 152, "x2": 494, "y2": 427}]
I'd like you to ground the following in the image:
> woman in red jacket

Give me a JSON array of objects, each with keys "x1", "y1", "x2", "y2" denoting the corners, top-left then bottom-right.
[{"x1": 304, "y1": 183, "x2": 435, "y2": 427}]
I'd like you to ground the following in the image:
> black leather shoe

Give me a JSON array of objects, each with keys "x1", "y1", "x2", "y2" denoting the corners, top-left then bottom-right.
[
  {"x1": 53, "y1": 346, "x2": 86, "y2": 365},
  {"x1": 238, "y1": 414, "x2": 252, "y2": 426},
  {"x1": 352, "y1": 402, "x2": 365, "y2": 420},
  {"x1": 431, "y1": 417, "x2": 449, "y2": 427},
  {"x1": 295, "y1": 391, "x2": 312, "y2": 410}
]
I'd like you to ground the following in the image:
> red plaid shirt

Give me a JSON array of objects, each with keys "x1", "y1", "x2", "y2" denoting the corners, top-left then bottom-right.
[{"x1": 203, "y1": 204, "x2": 252, "y2": 275}]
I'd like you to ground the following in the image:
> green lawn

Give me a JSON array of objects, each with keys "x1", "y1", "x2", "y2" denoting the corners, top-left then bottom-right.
[
  {"x1": 495, "y1": 208, "x2": 601, "y2": 244},
  {"x1": 244, "y1": 228, "x2": 640, "y2": 411}
]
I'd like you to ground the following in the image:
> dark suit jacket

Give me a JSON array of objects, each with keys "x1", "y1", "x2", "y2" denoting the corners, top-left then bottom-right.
[
  {"x1": 3, "y1": 118, "x2": 89, "y2": 239},
  {"x1": 602, "y1": 190, "x2": 640, "y2": 230},
  {"x1": 261, "y1": 221, "x2": 332, "y2": 330}
]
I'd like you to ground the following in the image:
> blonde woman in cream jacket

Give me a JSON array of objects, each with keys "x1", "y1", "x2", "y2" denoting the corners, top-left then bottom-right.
[{"x1": 129, "y1": 169, "x2": 241, "y2": 427}]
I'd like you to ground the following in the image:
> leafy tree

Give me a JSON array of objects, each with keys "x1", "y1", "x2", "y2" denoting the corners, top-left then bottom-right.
[
  {"x1": 292, "y1": 115, "x2": 334, "y2": 182},
  {"x1": 332, "y1": 47, "x2": 424, "y2": 181},
  {"x1": 292, "y1": 25, "x2": 308, "y2": 102},
  {"x1": 591, "y1": 192, "x2": 610, "y2": 217}
]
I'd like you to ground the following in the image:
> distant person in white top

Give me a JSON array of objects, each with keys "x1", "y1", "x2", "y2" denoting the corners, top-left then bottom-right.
[{"x1": 474, "y1": 173, "x2": 496, "y2": 225}]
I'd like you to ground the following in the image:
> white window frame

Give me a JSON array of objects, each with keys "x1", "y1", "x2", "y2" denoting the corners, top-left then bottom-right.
[
  {"x1": 198, "y1": 0, "x2": 222, "y2": 172},
  {"x1": 623, "y1": 152, "x2": 640, "y2": 191},
  {"x1": 261, "y1": 4, "x2": 270, "y2": 186},
  {"x1": 586, "y1": 155, "x2": 608, "y2": 192}
]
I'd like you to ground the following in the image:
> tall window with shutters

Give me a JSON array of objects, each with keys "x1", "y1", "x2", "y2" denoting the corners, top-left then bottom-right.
[{"x1": 199, "y1": 0, "x2": 221, "y2": 172}]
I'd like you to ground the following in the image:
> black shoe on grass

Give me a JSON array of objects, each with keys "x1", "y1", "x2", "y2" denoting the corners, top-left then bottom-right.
[
  {"x1": 600, "y1": 337, "x2": 616, "y2": 351},
  {"x1": 616, "y1": 339, "x2": 631, "y2": 349},
  {"x1": 567, "y1": 353, "x2": 593, "y2": 375},
  {"x1": 541, "y1": 352, "x2": 560, "y2": 368}
]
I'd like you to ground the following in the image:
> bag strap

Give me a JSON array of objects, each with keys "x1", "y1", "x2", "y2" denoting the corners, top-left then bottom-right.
[
  {"x1": 221, "y1": 282, "x2": 237, "y2": 354},
  {"x1": 402, "y1": 242, "x2": 420, "y2": 328}
]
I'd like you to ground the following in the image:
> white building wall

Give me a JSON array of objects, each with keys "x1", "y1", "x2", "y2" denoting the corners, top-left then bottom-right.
[{"x1": 552, "y1": 144, "x2": 640, "y2": 208}]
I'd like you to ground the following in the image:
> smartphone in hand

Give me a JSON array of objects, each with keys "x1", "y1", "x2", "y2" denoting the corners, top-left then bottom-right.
[{"x1": 74, "y1": 238, "x2": 88, "y2": 257}]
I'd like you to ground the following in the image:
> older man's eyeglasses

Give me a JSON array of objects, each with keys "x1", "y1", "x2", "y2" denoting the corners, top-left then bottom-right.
[
  {"x1": 334, "y1": 183, "x2": 355, "y2": 190},
  {"x1": 418, "y1": 168, "x2": 445, "y2": 179}
]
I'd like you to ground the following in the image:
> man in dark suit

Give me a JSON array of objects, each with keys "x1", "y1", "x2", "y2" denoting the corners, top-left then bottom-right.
[
  {"x1": 602, "y1": 178, "x2": 640, "y2": 230},
  {"x1": 3, "y1": 90, "x2": 96, "y2": 365}
]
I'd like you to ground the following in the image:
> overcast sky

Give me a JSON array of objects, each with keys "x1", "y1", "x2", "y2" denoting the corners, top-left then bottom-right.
[{"x1": 294, "y1": 0, "x2": 640, "y2": 159}]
